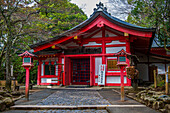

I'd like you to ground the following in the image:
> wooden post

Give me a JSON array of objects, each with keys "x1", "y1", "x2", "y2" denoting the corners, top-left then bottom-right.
[
  {"x1": 153, "y1": 70, "x2": 157, "y2": 88},
  {"x1": 165, "y1": 72, "x2": 168, "y2": 95},
  {"x1": 25, "y1": 67, "x2": 30, "y2": 101},
  {"x1": 37, "y1": 60, "x2": 41, "y2": 85},
  {"x1": 120, "y1": 66, "x2": 124, "y2": 101}
]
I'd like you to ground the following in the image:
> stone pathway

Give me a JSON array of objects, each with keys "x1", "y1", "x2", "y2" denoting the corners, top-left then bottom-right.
[
  {"x1": 37, "y1": 89, "x2": 110, "y2": 105},
  {"x1": 3, "y1": 88, "x2": 159, "y2": 113}
]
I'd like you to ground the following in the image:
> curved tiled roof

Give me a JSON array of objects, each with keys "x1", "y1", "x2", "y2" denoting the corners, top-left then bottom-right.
[{"x1": 30, "y1": 2, "x2": 155, "y2": 49}]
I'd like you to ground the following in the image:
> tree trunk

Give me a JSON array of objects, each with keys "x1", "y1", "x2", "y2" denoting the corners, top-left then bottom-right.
[
  {"x1": 5, "y1": 36, "x2": 12, "y2": 91},
  {"x1": 132, "y1": 79, "x2": 138, "y2": 91}
]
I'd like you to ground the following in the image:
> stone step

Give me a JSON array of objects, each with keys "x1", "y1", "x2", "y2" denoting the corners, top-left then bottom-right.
[
  {"x1": 11, "y1": 105, "x2": 146, "y2": 110},
  {"x1": 66, "y1": 85, "x2": 90, "y2": 88}
]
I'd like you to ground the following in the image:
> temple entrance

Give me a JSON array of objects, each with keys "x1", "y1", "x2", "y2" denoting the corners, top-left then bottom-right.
[{"x1": 71, "y1": 58, "x2": 90, "y2": 85}]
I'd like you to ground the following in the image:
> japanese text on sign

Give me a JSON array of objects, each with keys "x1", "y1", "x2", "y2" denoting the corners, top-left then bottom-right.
[{"x1": 98, "y1": 64, "x2": 106, "y2": 85}]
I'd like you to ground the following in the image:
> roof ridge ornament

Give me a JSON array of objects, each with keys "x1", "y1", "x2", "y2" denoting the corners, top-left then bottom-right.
[{"x1": 91, "y1": 2, "x2": 109, "y2": 17}]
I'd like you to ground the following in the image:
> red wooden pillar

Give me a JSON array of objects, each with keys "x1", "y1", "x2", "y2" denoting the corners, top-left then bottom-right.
[
  {"x1": 69, "y1": 58, "x2": 71, "y2": 85},
  {"x1": 58, "y1": 57, "x2": 62, "y2": 85},
  {"x1": 25, "y1": 67, "x2": 30, "y2": 101},
  {"x1": 90, "y1": 56, "x2": 93, "y2": 86},
  {"x1": 102, "y1": 27, "x2": 106, "y2": 64},
  {"x1": 102, "y1": 27, "x2": 106, "y2": 85},
  {"x1": 126, "y1": 37, "x2": 131, "y2": 86},
  {"x1": 64, "y1": 57, "x2": 70, "y2": 85},
  {"x1": 37, "y1": 60, "x2": 41, "y2": 85},
  {"x1": 92, "y1": 57, "x2": 95, "y2": 86},
  {"x1": 63, "y1": 57, "x2": 66, "y2": 85}
]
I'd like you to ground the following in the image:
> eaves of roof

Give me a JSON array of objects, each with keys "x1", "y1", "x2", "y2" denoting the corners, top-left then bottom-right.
[{"x1": 30, "y1": 11, "x2": 156, "y2": 49}]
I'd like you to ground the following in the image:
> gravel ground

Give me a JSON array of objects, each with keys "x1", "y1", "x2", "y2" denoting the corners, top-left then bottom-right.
[{"x1": 37, "y1": 90, "x2": 111, "y2": 105}]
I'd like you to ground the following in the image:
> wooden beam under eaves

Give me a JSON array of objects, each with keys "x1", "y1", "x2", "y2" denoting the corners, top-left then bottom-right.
[
  {"x1": 52, "y1": 44, "x2": 67, "y2": 49},
  {"x1": 56, "y1": 44, "x2": 67, "y2": 49}
]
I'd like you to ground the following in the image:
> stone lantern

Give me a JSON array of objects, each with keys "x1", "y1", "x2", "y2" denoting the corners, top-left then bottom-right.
[
  {"x1": 114, "y1": 49, "x2": 130, "y2": 101},
  {"x1": 18, "y1": 51, "x2": 36, "y2": 100}
]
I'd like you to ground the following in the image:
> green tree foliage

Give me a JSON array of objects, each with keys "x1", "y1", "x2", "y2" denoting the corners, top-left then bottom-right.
[
  {"x1": 34, "y1": 0, "x2": 87, "y2": 38},
  {"x1": 127, "y1": 0, "x2": 170, "y2": 50},
  {"x1": 0, "y1": 0, "x2": 87, "y2": 89}
]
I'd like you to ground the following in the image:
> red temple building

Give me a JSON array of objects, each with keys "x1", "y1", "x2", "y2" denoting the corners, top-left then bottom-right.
[{"x1": 29, "y1": 2, "x2": 169, "y2": 86}]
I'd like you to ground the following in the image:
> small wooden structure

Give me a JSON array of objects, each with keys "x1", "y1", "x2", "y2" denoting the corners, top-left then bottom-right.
[
  {"x1": 18, "y1": 51, "x2": 36, "y2": 100},
  {"x1": 114, "y1": 49, "x2": 129, "y2": 101}
]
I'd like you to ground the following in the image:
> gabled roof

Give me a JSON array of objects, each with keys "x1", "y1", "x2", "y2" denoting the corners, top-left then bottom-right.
[
  {"x1": 114, "y1": 49, "x2": 131, "y2": 56},
  {"x1": 18, "y1": 51, "x2": 36, "y2": 57},
  {"x1": 30, "y1": 2, "x2": 155, "y2": 52}
]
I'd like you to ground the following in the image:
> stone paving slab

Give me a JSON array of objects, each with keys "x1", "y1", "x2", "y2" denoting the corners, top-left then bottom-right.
[
  {"x1": 106, "y1": 107, "x2": 160, "y2": 113},
  {"x1": 98, "y1": 89, "x2": 142, "y2": 105},
  {"x1": 98, "y1": 89, "x2": 160, "y2": 113},
  {"x1": 15, "y1": 89, "x2": 56, "y2": 105},
  {"x1": 37, "y1": 89, "x2": 111, "y2": 105}
]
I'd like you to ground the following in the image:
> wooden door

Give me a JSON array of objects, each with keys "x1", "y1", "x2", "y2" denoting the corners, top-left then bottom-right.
[{"x1": 72, "y1": 59, "x2": 90, "y2": 85}]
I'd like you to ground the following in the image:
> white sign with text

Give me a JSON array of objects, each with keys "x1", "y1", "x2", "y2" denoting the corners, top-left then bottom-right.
[{"x1": 98, "y1": 64, "x2": 106, "y2": 85}]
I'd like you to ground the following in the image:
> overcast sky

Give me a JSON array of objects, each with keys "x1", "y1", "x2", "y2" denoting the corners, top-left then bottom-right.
[
  {"x1": 71, "y1": 0, "x2": 109, "y2": 17},
  {"x1": 71, "y1": 0, "x2": 130, "y2": 20}
]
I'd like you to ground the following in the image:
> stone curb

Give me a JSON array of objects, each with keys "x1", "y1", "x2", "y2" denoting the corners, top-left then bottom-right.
[
  {"x1": 51, "y1": 88, "x2": 102, "y2": 90},
  {"x1": 10, "y1": 105, "x2": 146, "y2": 110}
]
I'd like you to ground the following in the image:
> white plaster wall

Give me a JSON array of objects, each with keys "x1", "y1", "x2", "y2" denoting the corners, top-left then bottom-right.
[
  {"x1": 95, "y1": 78, "x2": 98, "y2": 83},
  {"x1": 41, "y1": 78, "x2": 58, "y2": 83},
  {"x1": 106, "y1": 76, "x2": 127, "y2": 83},
  {"x1": 55, "y1": 65, "x2": 58, "y2": 76},
  {"x1": 95, "y1": 57, "x2": 102, "y2": 75},
  {"x1": 83, "y1": 42, "x2": 102, "y2": 46},
  {"x1": 62, "y1": 58, "x2": 64, "y2": 71},
  {"x1": 41, "y1": 64, "x2": 44, "y2": 76},
  {"x1": 106, "y1": 41, "x2": 125, "y2": 45},
  {"x1": 106, "y1": 47, "x2": 126, "y2": 53},
  {"x1": 137, "y1": 64, "x2": 149, "y2": 81}
]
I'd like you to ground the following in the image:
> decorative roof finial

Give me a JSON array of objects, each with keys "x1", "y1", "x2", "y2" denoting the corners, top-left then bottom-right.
[{"x1": 91, "y1": 2, "x2": 109, "y2": 16}]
